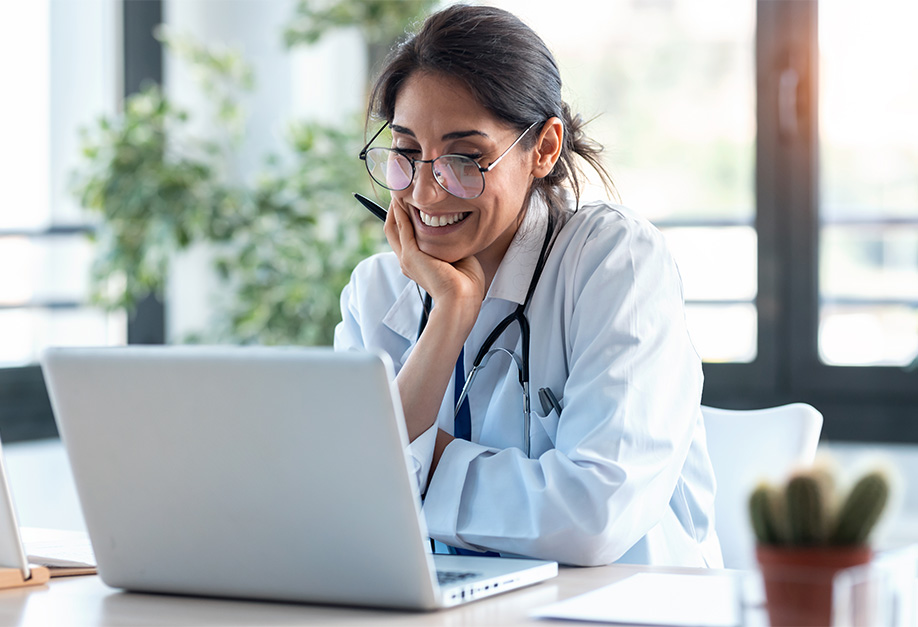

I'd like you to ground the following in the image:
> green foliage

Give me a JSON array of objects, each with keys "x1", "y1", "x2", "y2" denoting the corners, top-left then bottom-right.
[
  {"x1": 283, "y1": 0, "x2": 438, "y2": 48},
  {"x1": 75, "y1": 83, "x2": 227, "y2": 309},
  {"x1": 749, "y1": 466, "x2": 891, "y2": 548},
  {"x1": 71, "y1": 11, "x2": 409, "y2": 346},
  {"x1": 219, "y1": 120, "x2": 387, "y2": 346}
]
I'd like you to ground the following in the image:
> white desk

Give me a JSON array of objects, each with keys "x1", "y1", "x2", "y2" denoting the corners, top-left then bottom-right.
[{"x1": 0, "y1": 565, "x2": 758, "y2": 626}]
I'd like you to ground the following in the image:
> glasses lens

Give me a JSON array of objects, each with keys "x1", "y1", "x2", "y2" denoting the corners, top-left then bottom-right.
[
  {"x1": 365, "y1": 148, "x2": 412, "y2": 191},
  {"x1": 433, "y1": 156, "x2": 484, "y2": 199}
]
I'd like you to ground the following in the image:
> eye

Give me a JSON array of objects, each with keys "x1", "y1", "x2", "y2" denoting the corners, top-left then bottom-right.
[
  {"x1": 393, "y1": 146, "x2": 421, "y2": 157},
  {"x1": 451, "y1": 152, "x2": 483, "y2": 161}
]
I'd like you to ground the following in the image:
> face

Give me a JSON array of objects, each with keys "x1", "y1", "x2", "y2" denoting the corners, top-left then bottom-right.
[{"x1": 389, "y1": 72, "x2": 539, "y2": 275}]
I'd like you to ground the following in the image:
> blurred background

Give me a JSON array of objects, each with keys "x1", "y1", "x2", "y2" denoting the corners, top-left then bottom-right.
[{"x1": 0, "y1": 0, "x2": 916, "y2": 538}]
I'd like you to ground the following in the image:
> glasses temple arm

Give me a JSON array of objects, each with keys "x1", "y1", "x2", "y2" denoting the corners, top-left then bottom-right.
[
  {"x1": 359, "y1": 121, "x2": 390, "y2": 159},
  {"x1": 481, "y1": 120, "x2": 542, "y2": 172}
]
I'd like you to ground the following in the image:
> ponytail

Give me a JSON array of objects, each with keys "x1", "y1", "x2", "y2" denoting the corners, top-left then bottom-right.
[{"x1": 535, "y1": 103, "x2": 617, "y2": 215}]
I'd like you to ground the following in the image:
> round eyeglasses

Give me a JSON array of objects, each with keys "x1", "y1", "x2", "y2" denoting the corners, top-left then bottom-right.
[{"x1": 358, "y1": 121, "x2": 540, "y2": 200}]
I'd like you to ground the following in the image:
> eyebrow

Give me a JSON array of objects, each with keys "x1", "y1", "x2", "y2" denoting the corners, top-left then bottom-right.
[{"x1": 390, "y1": 124, "x2": 490, "y2": 141}]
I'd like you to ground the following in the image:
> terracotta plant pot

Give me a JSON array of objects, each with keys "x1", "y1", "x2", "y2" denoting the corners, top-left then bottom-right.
[{"x1": 756, "y1": 545, "x2": 873, "y2": 626}]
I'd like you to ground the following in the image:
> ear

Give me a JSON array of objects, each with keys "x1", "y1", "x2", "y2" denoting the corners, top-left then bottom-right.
[{"x1": 531, "y1": 117, "x2": 564, "y2": 179}]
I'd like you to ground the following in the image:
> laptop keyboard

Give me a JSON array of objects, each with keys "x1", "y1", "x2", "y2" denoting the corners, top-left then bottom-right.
[{"x1": 437, "y1": 570, "x2": 480, "y2": 585}]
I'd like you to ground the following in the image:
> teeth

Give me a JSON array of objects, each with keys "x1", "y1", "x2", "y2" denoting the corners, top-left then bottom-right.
[{"x1": 418, "y1": 210, "x2": 468, "y2": 227}]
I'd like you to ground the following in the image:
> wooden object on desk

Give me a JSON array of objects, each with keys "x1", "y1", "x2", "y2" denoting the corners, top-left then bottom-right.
[
  {"x1": 0, "y1": 566, "x2": 50, "y2": 590},
  {"x1": 33, "y1": 563, "x2": 96, "y2": 578}
]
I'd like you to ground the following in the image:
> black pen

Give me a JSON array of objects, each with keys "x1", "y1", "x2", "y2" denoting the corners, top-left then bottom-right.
[
  {"x1": 354, "y1": 193, "x2": 388, "y2": 222},
  {"x1": 538, "y1": 387, "x2": 563, "y2": 416}
]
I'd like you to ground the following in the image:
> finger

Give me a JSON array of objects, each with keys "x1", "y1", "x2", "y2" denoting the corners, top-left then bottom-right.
[
  {"x1": 384, "y1": 201, "x2": 401, "y2": 258},
  {"x1": 387, "y1": 201, "x2": 425, "y2": 283},
  {"x1": 391, "y1": 202, "x2": 417, "y2": 248}
]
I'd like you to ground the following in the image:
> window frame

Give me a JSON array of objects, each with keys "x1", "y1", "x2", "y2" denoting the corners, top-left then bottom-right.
[{"x1": 700, "y1": 0, "x2": 918, "y2": 443}]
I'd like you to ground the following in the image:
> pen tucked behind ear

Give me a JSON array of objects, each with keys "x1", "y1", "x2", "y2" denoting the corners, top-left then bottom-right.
[{"x1": 354, "y1": 193, "x2": 387, "y2": 222}]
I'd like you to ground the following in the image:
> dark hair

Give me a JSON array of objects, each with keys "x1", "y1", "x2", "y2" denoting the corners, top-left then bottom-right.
[{"x1": 367, "y1": 4, "x2": 616, "y2": 214}]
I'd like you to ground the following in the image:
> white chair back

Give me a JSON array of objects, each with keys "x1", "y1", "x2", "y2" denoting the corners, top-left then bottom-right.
[{"x1": 702, "y1": 403, "x2": 823, "y2": 570}]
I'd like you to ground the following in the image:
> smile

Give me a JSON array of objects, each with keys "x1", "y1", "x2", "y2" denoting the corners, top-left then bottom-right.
[{"x1": 418, "y1": 210, "x2": 470, "y2": 228}]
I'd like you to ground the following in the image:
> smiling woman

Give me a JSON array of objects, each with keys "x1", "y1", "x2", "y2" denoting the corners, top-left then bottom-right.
[{"x1": 335, "y1": 4, "x2": 723, "y2": 568}]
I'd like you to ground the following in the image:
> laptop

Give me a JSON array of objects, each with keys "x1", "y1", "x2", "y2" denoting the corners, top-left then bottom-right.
[
  {"x1": 0, "y1": 437, "x2": 95, "y2": 582},
  {"x1": 41, "y1": 346, "x2": 557, "y2": 609}
]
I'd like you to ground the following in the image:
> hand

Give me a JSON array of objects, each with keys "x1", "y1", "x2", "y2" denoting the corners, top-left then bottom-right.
[{"x1": 385, "y1": 199, "x2": 485, "y2": 323}]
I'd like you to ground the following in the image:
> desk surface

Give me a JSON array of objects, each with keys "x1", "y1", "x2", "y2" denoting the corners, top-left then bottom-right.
[{"x1": 0, "y1": 564, "x2": 757, "y2": 627}]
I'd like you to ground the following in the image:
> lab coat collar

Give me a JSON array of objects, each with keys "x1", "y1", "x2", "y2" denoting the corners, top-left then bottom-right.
[
  {"x1": 382, "y1": 280, "x2": 425, "y2": 342},
  {"x1": 486, "y1": 194, "x2": 550, "y2": 306}
]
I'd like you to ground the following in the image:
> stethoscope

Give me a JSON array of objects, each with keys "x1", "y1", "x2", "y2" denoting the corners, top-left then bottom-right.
[{"x1": 416, "y1": 213, "x2": 556, "y2": 458}]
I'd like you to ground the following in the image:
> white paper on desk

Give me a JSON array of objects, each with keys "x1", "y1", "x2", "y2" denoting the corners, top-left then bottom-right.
[
  {"x1": 21, "y1": 527, "x2": 96, "y2": 568},
  {"x1": 531, "y1": 572, "x2": 741, "y2": 627}
]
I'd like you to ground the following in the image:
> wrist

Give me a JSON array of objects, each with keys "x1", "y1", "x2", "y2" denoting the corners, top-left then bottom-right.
[{"x1": 427, "y1": 296, "x2": 480, "y2": 336}]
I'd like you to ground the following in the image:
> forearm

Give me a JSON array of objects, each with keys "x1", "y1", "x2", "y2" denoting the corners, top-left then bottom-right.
[{"x1": 396, "y1": 304, "x2": 477, "y2": 442}]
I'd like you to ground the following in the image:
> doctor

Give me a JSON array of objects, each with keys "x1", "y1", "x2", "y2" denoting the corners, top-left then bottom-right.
[{"x1": 335, "y1": 4, "x2": 722, "y2": 568}]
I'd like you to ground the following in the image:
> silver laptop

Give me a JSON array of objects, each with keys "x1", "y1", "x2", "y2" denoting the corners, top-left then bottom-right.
[{"x1": 41, "y1": 346, "x2": 557, "y2": 609}]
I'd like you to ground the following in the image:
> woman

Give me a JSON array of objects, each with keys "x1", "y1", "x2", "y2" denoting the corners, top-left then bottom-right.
[{"x1": 335, "y1": 4, "x2": 722, "y2": 568}]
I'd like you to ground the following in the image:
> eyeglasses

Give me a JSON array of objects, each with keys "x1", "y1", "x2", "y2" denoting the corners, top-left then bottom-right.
[{"x1": 358, "y1": 121, "x2": 540, "y2": 200}]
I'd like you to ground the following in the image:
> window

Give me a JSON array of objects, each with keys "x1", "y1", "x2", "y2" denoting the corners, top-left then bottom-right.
[
  {"x1": 817, "y1": 0, "x2": 918, "y2": 368},
  {"x1": 0, "y1": 0, "x2": 162, "y2": 441},
  {"x1": 0, "y1": 1, "x2": 124, "y2": 368},
  {"x1": 493, "y1": 0, "x2": 918, "y2": 441}
]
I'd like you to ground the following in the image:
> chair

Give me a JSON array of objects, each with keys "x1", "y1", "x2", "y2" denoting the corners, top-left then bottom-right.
[{"x1": 702, "y1": 403, "x2": 823, "y2": 570}]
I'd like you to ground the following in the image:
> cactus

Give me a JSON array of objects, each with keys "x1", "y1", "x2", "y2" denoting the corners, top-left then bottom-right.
[
  {"x1": 748, "y1": 466, "x2": 890, "y2": 548},
  {"x1": 749, "y1": 482, "x2": 782, "y2": 545},
  {"x1": 785, "y1": 473, "x2": 828, "y2": 545},
  {"x1": 829, "y1": 471, "x2": 890, "y2": 545}
]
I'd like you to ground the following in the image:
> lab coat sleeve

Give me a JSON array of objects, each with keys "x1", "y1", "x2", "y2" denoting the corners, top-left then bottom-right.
[
  {"x1": 334, "y1": 261, "x2": 437, "y2": 494},
  {"x1": 333, "y1": 279, "x2": 364, "y2": 354},
  {"x1": 422, "y1": 218, "x2": 703, "y2": 566}
]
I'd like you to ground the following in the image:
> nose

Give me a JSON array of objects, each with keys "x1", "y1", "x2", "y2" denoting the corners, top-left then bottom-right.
[{"x1": 410, "y1": 160, "x2": 447, "y2": 206}]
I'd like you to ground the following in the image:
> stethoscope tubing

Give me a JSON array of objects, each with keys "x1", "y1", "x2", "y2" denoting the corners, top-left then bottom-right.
[{"x1": 418, "y1": 213, "x2": 555, "y2": 458}]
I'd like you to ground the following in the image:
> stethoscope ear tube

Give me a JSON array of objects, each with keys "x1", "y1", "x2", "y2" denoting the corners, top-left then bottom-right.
[{"x1": 418, "y1": 292, "x2": 432, "y2": 338}]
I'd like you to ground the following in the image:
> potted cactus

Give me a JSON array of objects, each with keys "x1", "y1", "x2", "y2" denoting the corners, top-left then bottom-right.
[{"x1": 749, "y1": 466, "x2": 890, "y2": 626}]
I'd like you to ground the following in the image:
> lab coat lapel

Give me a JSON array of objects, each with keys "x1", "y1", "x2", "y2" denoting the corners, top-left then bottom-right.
[{"x1": 380, "y1": 280, "x2": 425, "y2": 367}]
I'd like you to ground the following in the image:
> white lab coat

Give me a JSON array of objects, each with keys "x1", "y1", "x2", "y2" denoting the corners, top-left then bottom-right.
[{"x1": 334, "y1": 194, "x2": 723, "y2": 568}]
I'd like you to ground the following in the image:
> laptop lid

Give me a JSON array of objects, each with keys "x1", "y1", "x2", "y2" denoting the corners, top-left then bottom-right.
[
  {"x1": 0, "y1": 438, "x2": 31, "y2": 580},
  {"x1": 41, "y1": 346, "x2": 555, "y2": 609}
]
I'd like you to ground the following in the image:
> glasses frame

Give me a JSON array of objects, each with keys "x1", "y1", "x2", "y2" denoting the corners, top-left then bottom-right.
[{"x1": 358, "y1": 120, "x2": 541, "y2": 200}]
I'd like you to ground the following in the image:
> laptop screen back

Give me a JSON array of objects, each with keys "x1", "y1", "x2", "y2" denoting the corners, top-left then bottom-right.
[{"x1": 42, "y1": 346, "x2": 442, "y2": 608}]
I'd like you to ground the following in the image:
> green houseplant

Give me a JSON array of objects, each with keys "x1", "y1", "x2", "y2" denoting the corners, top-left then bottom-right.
[
  {"x1": 72, "y1": 0, "x2": 436, "y2": 346},
  {"x1": 749, "y1": 465, "x2": 891, "y2": 626}
]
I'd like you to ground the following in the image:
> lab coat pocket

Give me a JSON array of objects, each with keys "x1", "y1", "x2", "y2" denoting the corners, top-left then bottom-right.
[{"x1": 531, "y1": 400, "x2": 562, "y2": 455}]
